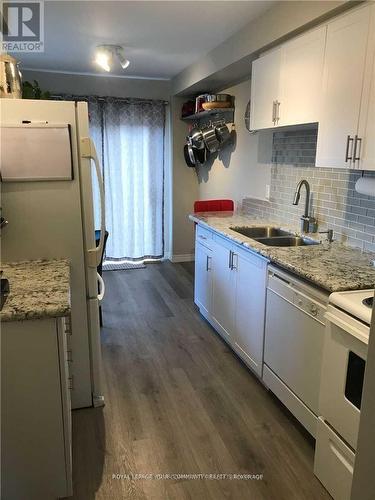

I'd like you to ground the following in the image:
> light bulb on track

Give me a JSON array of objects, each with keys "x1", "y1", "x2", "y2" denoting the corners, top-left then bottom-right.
[{"x1": 94, "y1": 45, "x2": 130, "y2": 72}]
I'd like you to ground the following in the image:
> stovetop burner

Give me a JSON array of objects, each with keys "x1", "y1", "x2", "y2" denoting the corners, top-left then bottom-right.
[{"x1": 363, "y1": 296, "x2": 374, "y2": 308}]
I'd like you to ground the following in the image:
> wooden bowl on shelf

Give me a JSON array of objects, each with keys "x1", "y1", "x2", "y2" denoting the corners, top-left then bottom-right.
[{"x1": 202, "y1": 101, "x2": 232, "y2": 110}]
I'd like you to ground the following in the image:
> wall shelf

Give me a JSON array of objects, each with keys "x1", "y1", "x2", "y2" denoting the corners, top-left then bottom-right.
[{"x1": 181, "y1": 108, "x2": 235, "y2": 122}]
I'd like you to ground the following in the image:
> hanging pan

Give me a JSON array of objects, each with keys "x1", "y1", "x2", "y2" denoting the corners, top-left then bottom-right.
[{"x1": 184, "y1": 143, "x2": 196, "y2": 168}]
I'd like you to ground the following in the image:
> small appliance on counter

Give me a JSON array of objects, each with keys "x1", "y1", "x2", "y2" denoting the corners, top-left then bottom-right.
[{"x1": 0, "y1": 54, "x2": 22, "y2": 99}]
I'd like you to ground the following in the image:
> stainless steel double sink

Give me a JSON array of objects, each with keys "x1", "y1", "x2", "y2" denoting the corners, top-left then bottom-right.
[{"x1": 230, "y1": 226, "x2": 320, "y2": 247}]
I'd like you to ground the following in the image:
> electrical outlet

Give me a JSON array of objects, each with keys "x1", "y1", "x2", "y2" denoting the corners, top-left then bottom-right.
[{"x1": 265, "y1": 184, "x2": 271, "y2": 200}]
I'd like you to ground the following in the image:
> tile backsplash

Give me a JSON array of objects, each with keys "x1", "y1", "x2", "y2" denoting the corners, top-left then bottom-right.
[
  {"x1": 242, "y1": 129, "x2": 375, "y2": 252},
  {"x1": 272, "y1": 128, "x2": 318, "y2": 165}
]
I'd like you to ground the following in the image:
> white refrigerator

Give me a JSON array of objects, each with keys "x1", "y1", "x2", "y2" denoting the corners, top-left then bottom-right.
[{"x1": 0, "y1": 99, "x2": 106, "y2": 409}]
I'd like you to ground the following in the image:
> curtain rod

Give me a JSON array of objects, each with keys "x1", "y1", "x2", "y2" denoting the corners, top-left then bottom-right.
[{"x1": 51, "y1": 94, "x2": 169, "y2": 105}]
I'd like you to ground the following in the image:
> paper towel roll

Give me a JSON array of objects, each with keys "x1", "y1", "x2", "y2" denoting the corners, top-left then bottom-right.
[{"x1": 355, "y1": 177, "x2": 375, "y2": 197}]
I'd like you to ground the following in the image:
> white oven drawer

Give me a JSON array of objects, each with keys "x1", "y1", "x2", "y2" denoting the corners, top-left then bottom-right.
[
  {"x1": 319, "y1": 307, "x2": 368, "y2": 450},
  {"x1": 314, "y1": 417, "x2": 354, "y2": 500}
]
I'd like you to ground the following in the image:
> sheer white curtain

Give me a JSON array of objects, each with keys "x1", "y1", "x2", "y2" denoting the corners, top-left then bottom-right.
[
  {"x1": 87, "y1": 97, "x2": 165, "y2": 261},
  {"x1": 101, "y1": 99, "x2": 165, "y2": 261}
]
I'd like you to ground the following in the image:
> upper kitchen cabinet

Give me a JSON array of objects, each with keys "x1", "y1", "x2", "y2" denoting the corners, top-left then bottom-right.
[
  {"x1": 316, "y1": 5, "x2": 374, "y2": 169},
  {"x1": 278, "y1": 27, "x2": 326, "y2": 127},
  {"x1": 250, "y1": 26, "x2": 326, "y2": 130},
  {"x1": 357, "y1": 7, "x2": 375, "y2": 171},
  {"x1": 250, "y1": 48, "x2": 282, "y2": 130}
]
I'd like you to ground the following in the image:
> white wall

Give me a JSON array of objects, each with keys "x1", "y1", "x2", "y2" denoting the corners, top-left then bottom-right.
[
  {"x1": 169, "y1": 80, "x2": 273, "y2": 260},
  {"x1": 196, "y1": 80, "x2": 272, "y2": 209},
  {"x1": 22, "y1": 70, "x2": 171, "y2": 100},
  {"x1": 172, "y1": 1, "x2": 348, "y2": 95},
  {"x1": 171, "y1": 96, "x2": 198, "y2": 260}
]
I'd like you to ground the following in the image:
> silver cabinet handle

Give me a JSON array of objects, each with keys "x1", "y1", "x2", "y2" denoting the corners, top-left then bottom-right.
[
  {"x1": 272, "y1": 101, "x2": 276, "y2": 124},
  {"x1": 353, "y1": 135, "x2": 362, "y2": 164},
  {"x1": 231, "y1": 253, "x2": 238, "y2": 270},
  {"x1": 228, "y1": 250, "x2": 233, "y2": 269},
  {"x1": 275, "y1": 101, "x2": 280, "y2": 124},
  {"x1": 345, "y1": 135, "x2": 354, "y2": 162},
  {"x1": 206, "y1": 255, "x2": 212, "y2": 272}
]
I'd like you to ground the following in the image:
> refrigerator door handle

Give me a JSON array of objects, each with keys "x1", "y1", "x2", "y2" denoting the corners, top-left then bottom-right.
[
  {"x1": 97, "y1": 272, "x2": 105, "y2": 302},
  {"x1": 80, "y1": 137, "x2": 106, "y2": 268}
]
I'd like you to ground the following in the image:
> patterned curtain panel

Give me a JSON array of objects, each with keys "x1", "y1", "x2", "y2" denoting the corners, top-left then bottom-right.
[{"x1": 52, "y1": 94, "x2": 166, "y2": 261}]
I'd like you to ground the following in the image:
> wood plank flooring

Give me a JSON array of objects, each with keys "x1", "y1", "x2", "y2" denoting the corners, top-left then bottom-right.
[{"x1": 70, "y1": 261, "x2": 330, "y2": 499}]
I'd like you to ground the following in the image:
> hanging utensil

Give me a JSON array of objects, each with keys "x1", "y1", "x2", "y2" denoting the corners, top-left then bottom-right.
[
  {"x1": 184, "y1": 144, "x2": 196, "y2": 168},
  {"x1": 215, "y1": 122, "x2": 231, "y2": 144},
  {"x1": 190, "y1": 128, "x2": 205, "y2": 150},
  {"x1": 195, "y1": 146, "x2": 207, "y2": 165},
  {"x1": 201, "y1": 125, "x2": 220, "y2": 153}
]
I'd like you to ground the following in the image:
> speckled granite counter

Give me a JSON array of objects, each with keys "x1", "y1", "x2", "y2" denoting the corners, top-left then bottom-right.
[
  {"x1": 190, "y1": 212, "x2": 375, "y2": 292},
  {"x1": 0, "y1": 259, "x2": 71, "y2": 322}
]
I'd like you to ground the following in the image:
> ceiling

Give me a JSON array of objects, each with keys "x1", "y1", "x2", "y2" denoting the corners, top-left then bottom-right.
[{"x1": 18, "y1": 1, "x2": 276, "y2": 80}]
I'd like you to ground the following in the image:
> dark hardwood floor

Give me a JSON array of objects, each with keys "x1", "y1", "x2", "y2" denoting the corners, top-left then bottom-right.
[{"x1": 70, "y1": 261, "x2": 330, "y2": 499}]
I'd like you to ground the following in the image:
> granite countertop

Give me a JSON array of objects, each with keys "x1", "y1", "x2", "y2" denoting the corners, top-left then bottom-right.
[
  {"x1": 190, "y1": 212, "x2": 375, "y2": 293},
  {"x1": 0, "y1": 259, "x2": 71, "y2": 322}
]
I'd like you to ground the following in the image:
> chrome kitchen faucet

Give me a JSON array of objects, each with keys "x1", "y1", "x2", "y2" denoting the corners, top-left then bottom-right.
[{"x1": 292, "y1": 180, "x2": 317, "y2": 233}]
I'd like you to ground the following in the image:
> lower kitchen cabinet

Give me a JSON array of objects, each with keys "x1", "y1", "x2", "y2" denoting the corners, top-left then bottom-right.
[
  {"x1": 194, "y1": 240, "x2": 213, "y2": 320},
  {"x1": 232, "y1": 248, "x2": 268, "y2": 376},
  {"x1": 194, "y1": 226, "x2": 268, "y2": 377},
  {"x1": 1, "y1": 316, "x2": 73, "y2": 500},
  {"x1": 211, "y1": 235, "x2": 236, "y2": 342}
]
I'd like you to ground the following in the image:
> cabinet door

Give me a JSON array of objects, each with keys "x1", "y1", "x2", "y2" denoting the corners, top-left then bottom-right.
[
  {"x1": 279, "y1": 27, "x2": 326, "y2": 127},
  {"x1": 2, "y1": 319, "x2": 69, "y2": 499},
  {"x1": 316, "y1": 6, "x2": 371, "y2": 168},
  {"x1": 233, "y1": 250, "x2": 267, "y2": 377},
  {"x1": 194, "y1": 241, "x2": 212, "y2": 319},
  {"x1": 250, "y1": 48, "x2": 281, "y2": 130},
  {"x1": 211, "y1": 237, "x2": 235, "y2": 341},
  {"x1": 57, "y1": 318, "x2": 73, "y2": 497},
  {"x1": 358, "y1": 6, "x2": 375, "y2": 171}
]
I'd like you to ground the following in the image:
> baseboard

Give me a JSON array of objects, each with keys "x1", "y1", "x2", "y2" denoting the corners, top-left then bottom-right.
[{"x1": 170, "y1": 253, "x2": 195, "y2": 263}]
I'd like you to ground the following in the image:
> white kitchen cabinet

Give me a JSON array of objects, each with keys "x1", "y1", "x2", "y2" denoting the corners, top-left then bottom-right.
[
  {"x1": 358, "y1": 6, "x2": 375, "y2": 171},
  {"x1": 250, "y1": 26, "x2": 326, "y2": 130},
  {"x1": 194, "y1": 226, "x2": 268, "y2": 376},
  {"x1": 316, "y1": 5, "x2": 374, "y2": 169},
  {"x1": 232, "y1": 247, "x2": 268, "y2": 377},
  {"x1": 278, "y1": 27, "x2": 326, "y2": 127},
  {"x1": 194, "y1": 241, "x2": 212, "y2": 320},
  {"x1": 250, "y1": 48, "x2": 282, "y2": 130},
  {"x1": 211, "y1": 235, "x2": 236, "y2": 341},
  {"x1": 1, "y1": 316, "x2": 72, "y2": 500}
]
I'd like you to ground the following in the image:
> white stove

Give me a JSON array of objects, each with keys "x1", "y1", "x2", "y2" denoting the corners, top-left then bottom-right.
[
  {"x1": 314, "y1": 288, "x2": 373, "y2": 500},
  {"x1": 329, "y1": 289, "x2": 374, "y2": 326}
]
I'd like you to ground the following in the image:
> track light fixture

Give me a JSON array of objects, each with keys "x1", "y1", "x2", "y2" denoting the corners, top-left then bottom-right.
[{"x1": 94, "y1": 45, "x2": 130, "y2": 72}]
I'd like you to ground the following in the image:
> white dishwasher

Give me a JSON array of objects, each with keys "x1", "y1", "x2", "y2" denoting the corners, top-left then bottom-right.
[{"x1": 263, "y1": 265, "x2": 329, "y2": 437}]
